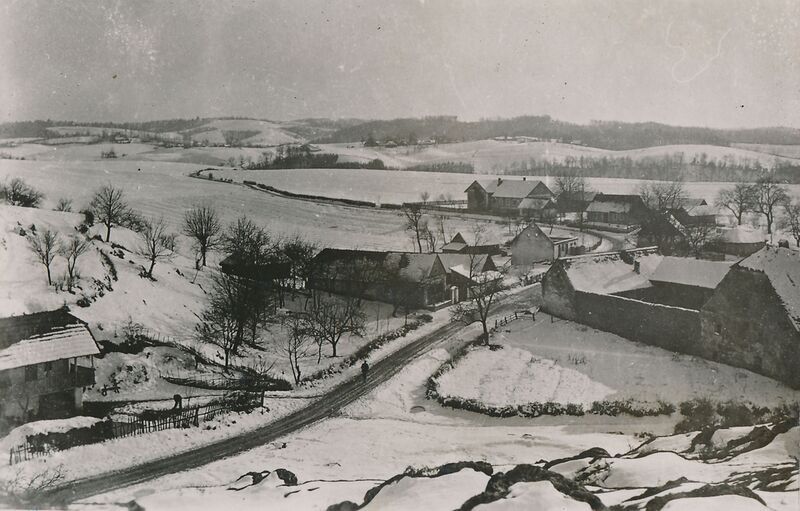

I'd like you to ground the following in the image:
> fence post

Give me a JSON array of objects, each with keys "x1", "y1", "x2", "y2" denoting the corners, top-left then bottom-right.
[{"x1": 8, "y1": 448, "x2": 11, "y2": 466}]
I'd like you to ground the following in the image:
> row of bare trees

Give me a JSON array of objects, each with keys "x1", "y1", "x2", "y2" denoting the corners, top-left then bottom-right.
[{"x1": 715, "y1": 177, "x2": 791, "y2": 235}]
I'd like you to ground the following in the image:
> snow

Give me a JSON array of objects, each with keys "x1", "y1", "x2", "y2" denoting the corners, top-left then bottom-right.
[
  {"x1": 737, "y1": 246, "x2": 800, "y2": 330},
  {"x1": 456, "y1": 313, "x2": 800, "y2": 407},
  {"x1": 718, "y1": 226, "x2": 767, "y2": 243},
  {"x1": 0, "y1": 417, "x2": 102, "y2": 452},
  {"x1": 436, "y1": 346, "x2": 615, "y2": 406},
  {"x1": 362, "y1": 468, "x2": 490, "y2": 511},
  {"x1": 661, "y1": 495, "x2": 769, "y2": 510},
  {"x1": 564, "y1": 253, "x2": 663, "y2": 294},
  {"x1": 649, "y1": 257, "x2": 734, "y2": 289},
  {"x1": 475, "y1": 480, "x2": 592, "y2": 510}
]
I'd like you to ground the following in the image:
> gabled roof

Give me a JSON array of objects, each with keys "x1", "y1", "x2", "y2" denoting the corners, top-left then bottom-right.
[
  {"x1": 736, "y1": 246, "x2": 800, "y2": 330},
  {"x1": 0, "y1": 310, "x2": 100, "y2": 371},
  {"x1": 465, "y1": 179, "x2": 551, "y2": 199},
  {"x1": 557, "y1": 191, "x2": 598, "y2": 202},
  {"x1": 313, "y1": 248, "x2": 442, "y2": 283},
  {"x1": 586, "y1": 201, "x2": 632, "y2": 213},
  {"x1": 219, "y1": 254, "x2": 291, "y2": 280},
  {"x1": 683, "y1": 198, "x2": 708, "y2": 208},
  {"x1": 650, "y1": 257, "x2": 734, "y2": 289},
  {"x1": 438, "y1": 254, "x2": 495, "y2": 276},
  {"x1": 560, "y1": 249, "x2": 662, "y2": 294},
  {"x1": 510, "y1": 222, "x2": 571, "y2": 247},
  {"x1": 518, "y1": 198, "x2": 554, "y2": 211}
]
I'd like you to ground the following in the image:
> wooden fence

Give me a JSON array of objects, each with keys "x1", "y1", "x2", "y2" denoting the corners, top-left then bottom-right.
[
  {"x1": 494, "y1": 307, "x2": 540, "y2": 329},
  {"x1": 9, "y1": 397, "x2": 260, "y2": 465}
]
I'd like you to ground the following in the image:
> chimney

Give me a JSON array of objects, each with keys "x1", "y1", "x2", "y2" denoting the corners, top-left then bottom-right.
[
  {"x1": 522, "y1": 176, "x2": 526, "y2": 181},
  {"x1": 497, "y1": 178, "x2": 502, "y2": 186},
  {"x1": 633, "y1": 261, "x2": 640, "y2": 274}
]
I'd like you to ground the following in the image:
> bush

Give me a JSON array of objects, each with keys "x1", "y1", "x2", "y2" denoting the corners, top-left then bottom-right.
[
  {"x1": 26, "y1": 420, "x2": 114, "y2": 453},
  {"x1": 80, "y1": 208, "x2": 95, "y2": 226},
  {"x1": 1, "y1": 177, "x2": 44, "y2": 208}
]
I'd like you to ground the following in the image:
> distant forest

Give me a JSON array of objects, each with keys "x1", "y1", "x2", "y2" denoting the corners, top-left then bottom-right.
[
  {"x1": 3, "y1": 115, "x2": 800, "y2": 152},
  {"x1": 316, "y1": 115, "x2": 800, "y2": 150},
  {"x1": 504, "y1": 153, "x2": 800, "y2": 183}
]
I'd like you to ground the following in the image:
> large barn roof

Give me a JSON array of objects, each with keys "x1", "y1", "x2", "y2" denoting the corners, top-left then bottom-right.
[
  {"x1": 737, "y1": 246, "x2": 800, "y2": 331},
  {"x1": 561, "y1": 250, "x2": 662, "y2": 295},
  {"x1": 465, "y1": 179, "x2": 550, "y2": 199},
  {"x1": 650, "y1": 257, "x2": 733, "y2": 290},
  {"x1": 0, "y1": 310, "x2": 100, "y2": 371},
  {"x1": 313, "y1": 248, "x2": 441, "y2": 283}
]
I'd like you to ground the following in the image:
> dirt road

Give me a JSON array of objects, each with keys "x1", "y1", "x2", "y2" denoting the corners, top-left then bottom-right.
[{"x1": 40, "y1": 288, "x2": 540, "y2": 507}]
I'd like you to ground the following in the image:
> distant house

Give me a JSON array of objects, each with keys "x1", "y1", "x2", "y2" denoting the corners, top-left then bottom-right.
[
  {"x1": 309, "y1": 248, "x2": 447, "y2": 308},
  {"x1": 700, "y1": 247, "x2": 800, "y2": 388},
  {"x1": 438, "y1": 254, "x2": 497, "y2": 302},
  {"x1": 0, "y1": 310, "x2": 99, "y2": 427},
  {"x1": 710, "y1": 226, "x2": 766, "y2": 257},
  {"x1": 556, "y1": 191, "x2": 597, "y2": 215},
  {"x1": 585, "y1": 194, "x2": 649, "y2": 226},
  {"x1": 465, "y1": 178, "x2": 553, "y2": 214},
  {"x1": 440, "y1": 233, "x2": 502, "y2": 255},
  {"x1": 637, "y1": 212, "x2": 689, "y2": 255},
  {"x1": 219, "y1": 254, "x2": 292, "y2": 283},
  {"x1": 518, "y1": 197, "x2": 558, "y2": 221},
  {"x1": 510, "y1": 223, "x2": 578, "y2": 266},
  {"x1": 669, "y1": 203, "x2": 718, "y2": 226}
]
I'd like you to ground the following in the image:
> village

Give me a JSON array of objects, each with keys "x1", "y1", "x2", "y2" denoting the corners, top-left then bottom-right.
[
  {"x1": 0, "y1": 160, "x2": 798, "y2": 509},
  {"x1": 1, "y1": 1, "x2": 800, "y2": 509}
]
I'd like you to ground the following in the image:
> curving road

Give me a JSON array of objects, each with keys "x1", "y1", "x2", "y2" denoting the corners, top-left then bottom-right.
[{"x1": 39, "y1": 290, "x2": 538, "y2": 507}]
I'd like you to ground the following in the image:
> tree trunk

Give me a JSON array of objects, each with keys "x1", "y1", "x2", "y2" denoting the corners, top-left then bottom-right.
[
  {"x1": 105, "y1": 222, "x2": 112, "y2": 242},
  {"x1": 481, "y1": 320, "x2": 489, "y2": 346},
  {"x1": 148, "y1": 259, "x2": 156, "y2": 278},
  {"x1": 224, "y1": 349, "x2": 229, "y2": 368},
  {"x1": 201, "y1": 246, "x2": 207, "y2": 266},
  {"x1": 46, "y1": 265, "x2": 52, "y2": 286},
  {"x1": 331, "y1": 341, "x2": 338, "y2": 357}
]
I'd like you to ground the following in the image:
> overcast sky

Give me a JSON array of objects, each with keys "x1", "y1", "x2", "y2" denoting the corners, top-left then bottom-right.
[{"x1": 1, "y1": 0, "x2": 798, "y2": 128}]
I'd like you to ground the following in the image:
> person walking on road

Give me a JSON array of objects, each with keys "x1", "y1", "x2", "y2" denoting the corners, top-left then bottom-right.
[{"x1": 361, "y1": 360, "x2": 369, "y2": 383}]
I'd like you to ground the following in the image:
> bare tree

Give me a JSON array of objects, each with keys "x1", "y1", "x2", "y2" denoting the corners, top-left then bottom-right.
[
  {"x1": 684, "y1": 223, "x2": 715, "y2": 258},
  {"x1": 639, "y1": 180, "x2": 687, "y2": 211},
  {"x1": 279, "y1": 235, "x2": 318, "y2": 290},
  {"x1": 27, "y1": 228, "x2": 60, "y2": 285},
  {"x1": 402, "y1": 203, "x2": 425, "y2": 252},
  {"x1": 422, "y1": 218, "x2": 437, "y2": 252},
  {"x1": 435, "y1": 214, "x2": 449, "y2": 247},
  {"x1": 752, "y1": 176, "x2": 789, "y2": 235},
  {"x1": 196, "y1": 272, "x2": 251, "y2": 368},
  {"x1": 419, "y1": 190, "x2": 431, "y2": 204},
  {"x1": 306, "y1": 294, "x2": 366, "y2": 360},
  {"x1": 222, "y1": 215, "x2": 276, "y2": 264},
  {"x1": 715, "y1": 183, "x2": 755, "y2": 226},
  {"x1": 54, "y1": 197, "x2": 73, "y2": 212},
  {"x1": 136, "y1": 216, "x2": 177, "y2": 278},
  {"x1": 59, "y1": 235, "x2": 90, "y2": 290},
  {"x1": 449, "y1": 225, "x2": 506, "y2": 345},
  {"x1": 278, "y1": 313, "x2": 313, "y2": 385},
  {"x1": 1, "y1": 177, "x2": 44, "y2": 208},
  {"x1": 183, "y1": 203, "x2": 222, "y2": 267},
  {"x1": 555, "y1": 171, "x2": 590, "y2": 230},
  {"x1": 89, "y1": 185, "x2": 131, "y2": 242},
  {"x1": 780, "y1": 200, "x2": 800, "y2": 247}
]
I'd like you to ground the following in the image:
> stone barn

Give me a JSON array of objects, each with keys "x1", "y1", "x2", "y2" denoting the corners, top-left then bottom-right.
[{"x1": 700, "y1": 246, "x2": 800, "y2": 388}]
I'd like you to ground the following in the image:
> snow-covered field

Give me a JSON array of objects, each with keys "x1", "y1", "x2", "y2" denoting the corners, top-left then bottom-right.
[
  {"x1": 436, "y1": 316, "x2": 799, "y2": 409},
  {"x1": 81, "y1": 337, "x2": 798, "y2": 511}
]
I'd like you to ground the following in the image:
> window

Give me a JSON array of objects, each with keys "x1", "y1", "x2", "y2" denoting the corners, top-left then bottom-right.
[{"x1": 25, "y1": 365, "x2": 38, "y2": 381}]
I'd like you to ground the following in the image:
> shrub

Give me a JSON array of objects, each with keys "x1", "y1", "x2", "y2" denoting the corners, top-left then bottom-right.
[
  {"x1": 80, "y1": 208, "x2": 95, "y2": 226},
  {"x1": 1, "y1": 177, "x2": 44, "y2": 208}
]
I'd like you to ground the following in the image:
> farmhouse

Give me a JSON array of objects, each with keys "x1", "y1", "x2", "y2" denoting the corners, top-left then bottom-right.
[
  {"x1": 637, "y1": 212, "x2": 689, "y2": 255},
  {"x1": 556, "y1": 190, "x2": 597, "y2": 215},
  {"x1": 440, "y1": 232, "x2": 502, "y2": 255},
  {"x1": 700, "y1": 246, "x2": 800, "y2": 388},
  {"x1": 465, "y1": 178, "x2": 553, "y2": 214},
  {"x1": 669, "y1": 203, "x2": 719, "y2": 226},
  {"x1": 0, "y1": 309, "x2": 99, "y2": 428},
  {"x1": 219, "y1": 254, "x2": 291, "y2": 282},
  {"x1": 517, "y1": 197, "x2": 558, "y2": 221},
  {"x1": 585, "y1": 194, "x2": 649, "y2": 227},
  {"x1": 510, "y1": 223, "x2": 578, "y2": 266},
  {"x1": 309, "y1": 248, "x2": 447, "y2": 308},
  {"x1": 438, "y1": 253, "x2": 497, "y2": 302}
]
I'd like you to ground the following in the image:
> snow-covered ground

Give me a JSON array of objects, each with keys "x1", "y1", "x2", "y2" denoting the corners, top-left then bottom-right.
[
  {"x1": 434, "y1": 315, "x2": 799, "y2": 409},
  {"x1": 78, "y1": 327, "x2": 798, "y2": 511}
]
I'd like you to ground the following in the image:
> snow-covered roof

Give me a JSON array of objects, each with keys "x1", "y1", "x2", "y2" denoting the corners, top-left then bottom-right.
[
  {"x1": 737, "y1": 246, "x2": 800, "y2": 330},
  {"x1": 684, "y1": 204, "x2": 718, "y2": 217},
  {"x1": 438, "y1": 254, "x2": 493, "y2": 275},
  {"x1": 586, "y1": 201, "x2": 631, "y2": 213},
  {"x1": 518, "y1": 198, "x2": 553, "y2": 211},
  {"x1": 649, "y1": 257, "x2": 733, "y2": 289},
  {"x1": 564, "y1": 252, "x2": 663, "y2": 294},
  {"x1": 312, "y1": 248, "x2": 442, "y2": 283},
  {"x1": 440, "y1": 241, "x2": 468, "y2": 252},
  {"x1": 717, "y1": 226, "x2": 766, "y2": 244},
  {"x1": 0, "y1": 310, "x2": 100, "y2": 371},
  {"x1": 467, "y1": 179, "x2": 550, "y2": 199}
]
